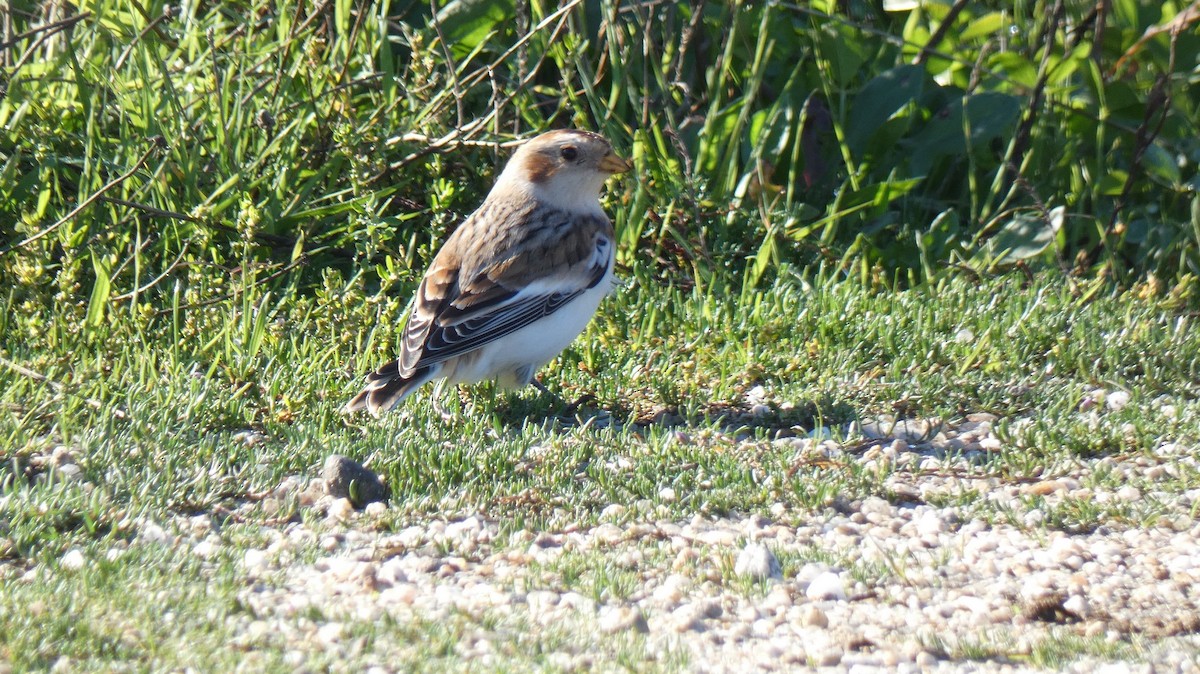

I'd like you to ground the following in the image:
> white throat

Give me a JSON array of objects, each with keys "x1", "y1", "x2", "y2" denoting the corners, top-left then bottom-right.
[{"x1": 494, "y1": 167, "x2": 610, "y2": 217}]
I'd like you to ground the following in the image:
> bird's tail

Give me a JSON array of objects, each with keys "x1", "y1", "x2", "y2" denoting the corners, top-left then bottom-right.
[{"x1": 342, "y1": 361, "x2": 438, "y2": 417}]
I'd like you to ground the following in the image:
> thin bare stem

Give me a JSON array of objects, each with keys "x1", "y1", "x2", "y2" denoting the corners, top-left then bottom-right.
[
  {"x1": 429, "y1": 0, "x2": 465, "y2": 128},
  {"x1": 0, "y1": 138, "x2": 165, "y2": 256},
  {"x1": 0, "y1": 355, "x2": 126, "y2": 418},
  {"x1": 0, "y1": 10, "x2": 90, "y2": 51}
]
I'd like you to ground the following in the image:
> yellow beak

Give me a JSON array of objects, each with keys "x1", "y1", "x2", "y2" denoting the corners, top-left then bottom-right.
[{"x1": 598, "y1": 153, "x2": 634, "y2": 174}]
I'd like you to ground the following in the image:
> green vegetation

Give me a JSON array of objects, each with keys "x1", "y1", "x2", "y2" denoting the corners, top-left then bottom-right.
[{"x1": 2, "y1": 0, "x2": 1199, "y2": 670}]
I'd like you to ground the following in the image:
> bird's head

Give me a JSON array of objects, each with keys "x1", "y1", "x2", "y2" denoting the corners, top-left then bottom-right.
[{"x1": 496, "y1": 129, "x2": 632, "y2": 213}]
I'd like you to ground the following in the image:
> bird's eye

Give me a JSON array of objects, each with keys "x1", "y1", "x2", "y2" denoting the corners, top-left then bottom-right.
[{"x1": 560, "y1": 146, "x2": 578, "y2": 161}]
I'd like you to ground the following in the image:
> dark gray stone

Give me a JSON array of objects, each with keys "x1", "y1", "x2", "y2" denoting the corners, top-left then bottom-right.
[{"x1": 323, "y1": 455, "x2": 389, "y2": 507}]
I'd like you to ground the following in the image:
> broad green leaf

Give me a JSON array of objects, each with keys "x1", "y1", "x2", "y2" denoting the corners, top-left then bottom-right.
[
  {"x1": 960, "y1": 12, "x2": 1005, "y2": 42},
  {"x1": 697, "y1": 106, "x2": 739, "y2": 175},
  {"x1": 923, "y1": 208, "x2": 961, "y2": 249},
  {"x1": 818, "y1": 24, "x2": 867, "y2": 87},
  {"x1": 1123, "y1": 218, "x2": 1153, "y2": 245},
  {"x1": 290, "y1": 231, "x2": 305, "y2": 264},
  {"x1": 1142, "y1": 143, "x2": 1181, "y2": 187},
  {"x1": 748, "y1": 227, "x2": 779, "y2": 290},
  {"x1": 906, "y1": 92, "x2": 1021, "y2": 173},
  {"x1": 435, "y1": 0, "x2": 515, "y2": 53},
  {"x1": 86, "y1": 251, "x2": 112, "y2": 328},
  {"x1": 988, "y1": 52, "x2": 1038, "y2": 88},
  {"x1": 842, "y1": 177, "x2": 926, "y2": 210},
  {"x1": 748, "y1": 109, "x2": 770, "y2": 154},
  {"x1": 1047, "y1": 42, "x2": 1092, "y2": 86},
  {"x1": 846, "y1": 64, "x2": 925, "y2": 157},
  {"x1": 902, "y1": 19, "x2": 931, "y2": 57},
  {"x1": 36, "y1": 179, "x2": 52, "y2": 218},
  {"x1": 810, "y1": 0, "x2": 838, "y2": 14},
  {"x1": 985, "y1": 206, "x2": 1065, "y2": 266},
  {"x1": 1097, "y1": 172, "x2": 1128, "y2": 196},
  {"x1": 748, "y1": 102, "x2": 793, "y2": 161}
]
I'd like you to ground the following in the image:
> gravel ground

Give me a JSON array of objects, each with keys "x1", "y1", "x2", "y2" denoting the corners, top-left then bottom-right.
[
  {"x1": 51, "y1": 408, "x2": 1200, "y2": 672},
  {"x1": 220, "y1": 507, "x2": 1200, "y2": 672},
  {"x1": 176, "y1": 412, "x2": 1200, "y2": 670}
]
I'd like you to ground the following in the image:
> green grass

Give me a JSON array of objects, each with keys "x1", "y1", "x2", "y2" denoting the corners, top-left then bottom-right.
[
  {"x1": 4, "y1": 267, "x2": 1200, "y2": 536},
  {"x1": 3, "y1": 268, "x2": 1200, "y2": 668},
  {"x1": 923, "y1": 629, "x2": 1138, "y2": 670}
]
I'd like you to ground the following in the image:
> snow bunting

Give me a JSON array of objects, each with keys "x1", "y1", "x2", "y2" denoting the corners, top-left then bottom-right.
[{"x1": 345, "y1": 129, "x2": 632, "y2": 417}]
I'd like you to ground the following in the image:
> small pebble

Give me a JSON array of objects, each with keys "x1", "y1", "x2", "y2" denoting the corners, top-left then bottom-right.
[
  {"x1": 734, "y1": 542, "x2": 781, "y2": 581},
  {"x1": 60, "y1": 549, "x2": 85, "y2": 571},
  {"x1": 801, "y1": 605, "x2": 828, "y2": 628},
  {"x1": 1106, "y1": 391, "x2": 1131, "y2": 411},
  {"x1": 327, "y1": 498, "x2": 355, "y2": 522},
  {"x1": 598, "y1": 606, "x2": 648, "y2": 634},
  {"x1": 805, "y1": 571, "x2": 847, "y2": 601},
  {"x1": 323, "y1": 455, "x2": 389, "y2": 507}
]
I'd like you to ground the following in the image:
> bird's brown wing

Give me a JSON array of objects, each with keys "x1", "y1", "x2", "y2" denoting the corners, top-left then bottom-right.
[{"x1": 397, "y1": 208, "x2": 612, "y2": 378}]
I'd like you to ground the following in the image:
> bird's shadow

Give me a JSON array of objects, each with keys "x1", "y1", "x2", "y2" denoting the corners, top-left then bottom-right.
[{"x1": 464, "y1": 386, "x2": 859, "y2": 441}]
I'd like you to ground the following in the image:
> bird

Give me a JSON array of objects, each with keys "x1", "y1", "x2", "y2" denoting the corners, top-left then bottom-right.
[{"x1": 344, "y1": 129, "x2": 633, "y2": 418}]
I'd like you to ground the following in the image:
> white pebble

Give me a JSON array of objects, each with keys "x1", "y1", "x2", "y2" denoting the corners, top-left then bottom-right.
[
  {"x1": 1063, "y1": 594, "x2": 1089, "y2": 618},
  {"x1": 1106, "y1": 390, "x2": 1131, "y2": 411},
  {"x1": 815, "y1": 648, "x2": 843, "y2": 666},
  {"x1": 526, "y1": 590, "x2": 560, "y2": 613},
  {"x1": 243, "y1": 549, "x2": 269, "y2": 573},
  {"x1": 667, "y1": 597, "x2": 720, "y2": 628},
  {"x1": 894, "y1": 419, "x2": 930, "y2": 443},
  {"x1": 591, "y1": 523, "x2": 624, "y2": 544},
  {"x1": 801, "y1": 604, "x2": 828, "y2": 628},
  {"x1": 653, "y1": 573, "x2": 690, "y2": 606},
  {"x1": 60, "y1": 549, "x2": 85, "y2": 571},
  {"x1": 809, "y1": 426, "x2": 834, "y2": 440},
  {"x1": 327, "y1": 498, "x2": 355, "y2": 522},
  {"x1": 316, "y1": 622, "x2": 344, "y2": 645},
  {"x1": 445, "y1": 516, "x2": 482, "y2": 539},
  {"x1": 137, "y1": 520, "x2": 170, "y2": 545},
  {"x1": 914, "y1": 511, "x2": 946, "y2": 537},
  {"x1": 598, "y1": 605, "x2": 648, "y2": 633},
  {"x1": 735, "y1": 543, "x2": 781, "y2": 581},
  {"x1": 697, "y1": 529, "x2": 738, "y2": 546},
  {"x1": 560, "y1": 591, "x2": 595, "y2": 613},
  {"x1": 1116, "y1": 486, "x2": 1141, "y2": 501},
  {"x1": 979, "y1": 436, "x2": 1003, "y2": 451},
  {"x1": 192, "y1": 538, "x2": 218, "y2": 559},
  {"x1": 805, "y1": 571, "x2": 847, "y2": 601},
  {"x1": 600, "y1": 504, "x2": 626, "y2": 520},
  {"x1": 795, "y1": 562, "x2": 829, "y2": 586},
  {"x1": 667, "y1": 602, "x2": 708, "y2": 632},
  {"x1": 1023, "y1": 509, "x2": 1045, "y2": 527}
]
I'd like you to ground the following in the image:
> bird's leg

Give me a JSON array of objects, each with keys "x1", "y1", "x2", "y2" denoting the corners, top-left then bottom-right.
[
  {"x1": 531, "y1": 377, "x2": 597, "y2": 416},
  {"x1": 431, "y1": 380, "x2": 456, "y2": 422},
  {"x1": 530, "y1": 377, "x2": 557, "y2": 399},
  {"x1": 485, "y1": 380, "x2": 499, "y2": 410}
]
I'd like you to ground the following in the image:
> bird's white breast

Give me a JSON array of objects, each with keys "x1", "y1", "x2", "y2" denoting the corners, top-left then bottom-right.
[{"x1": 443, "y1": 257, "x2": 615, "y2": 388}]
